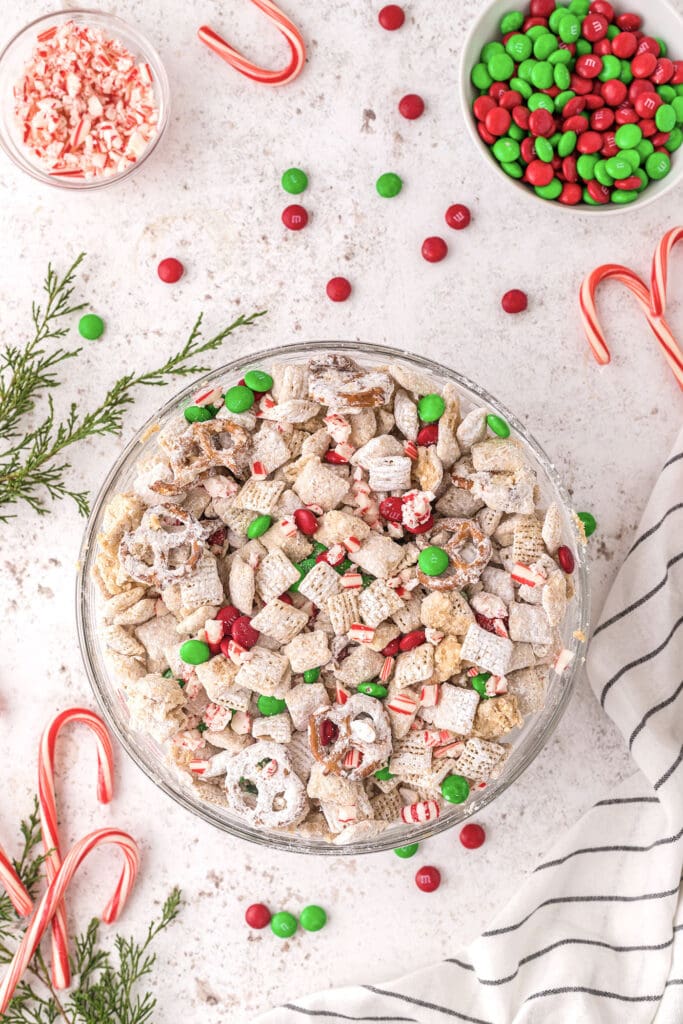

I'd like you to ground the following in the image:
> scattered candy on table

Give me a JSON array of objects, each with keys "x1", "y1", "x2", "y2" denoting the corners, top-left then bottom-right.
[
  {"x1": 299, "y1": 905, "x2": 327, "y2": 932},
  {"x1": 281, "y1": 166, "x2": 308, "y2": 194},
  {"x1": 501, "y1": 289, "x2": 528, "y2": 314},
  {"x1": 459, "y1": 823, "x2": 486, "y2": 849},
  {"x1": 282, "y1": 204, "x2": 308, "y2": 230},
  {"x1": 14, "y1": 20, "x2": 160, "y2": 180},
  {"x1": 376, "y1": 171, "x2": 403, "y2": 197},
  {"x1": 378, "y1": 5, "x2": 405, "y2": 31},
  {"x1": 326, "y1": 276, "x2": 352, "y2": 301},
  {"x1": 245, "y1": 903, "x2": 272, "y2": 929},
  {"x1": 157, "y1": 258, "x2": 184, "y2": 283},
  {"x1": 415, "y1": 866, "x2": 441, "y2": 892},
  {"x1": 197, "y1": 1, "x2": 306, "y2": 87},
  {"x1": 394, "y1": 843, "x2": 419, "y2": 859},
  {"x1": 270, "y1": 911, "x2": 298, "y2": 938},
  {"x1": 399, "y1": 93, "x2": 425, "y2": 119},
  {"x1": 421, "y1": 236, "x2": 448, "y2": 262},
  {"x1": 445, "y1": 203, "x2": 471, "y2": 229},
  {"x1": 0, "y1": 709, "x2": 138, "y2": 1012},
  {"x1": 470, "y1": 1, "x2": 683, "y2": 206},
  {"x1": 78, "y1": 313, "x2": 105, "y2": 340},
  {"x1": 579, "y1": 229, "x2": 683, "y2": 389}
]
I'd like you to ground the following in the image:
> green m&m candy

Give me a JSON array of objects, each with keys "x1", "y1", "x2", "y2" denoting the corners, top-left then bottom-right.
[
  {"x1": 179, "y1": 639, "x2": 211, "y2": 665},
  {"x1": 488, "y1": 52, "x2": 515, "y2": 82},
  {"x1": 645, "y1": 152, "x2": 671, "y2": 180},
  {"x1": 492, "y1": 137, "x2": 520, "y2": 163},
  {"x1": 376, "y1": 172, "x2": 403, "y2": 197},
  {"x1": 271, "y1": 911, "x2": 298, "y2": 938},
  {"x1": 357, "y1": 681, "x2": 388, "y2": 698},
  {"x1": 394, "y1": 843, "x2": 419, "y2": 859},
  {"x1": 534, "y1": 137, "x2": 554, "y2": 163},
  {"x1": 257, "y1": 695, "x2": 287, "y2": 716},
  {"x1": 506, "y1": 34, "x2": 532, "y2": 62},
  {"x1": 558, "y1": 13, "x2": 581, "y2": 43},
  {"x1": 471, "y1": 63, "x2": 493, "y2": 90},
  {"x1": 224, "y1": 384, "x2": 255, "y2": 413},
  {"x1": 440, "y1": 774, "x2": 470, "y2": 804},
  {"x1": 578, "y1": 511, "x2": 597, "y2": 537},
  {"x1": 418, "y1": 546, "x2": 449, "y2": 576},
  {"x1": 486, "y1": 413, "x2": 510, "y2": 438},
  {"x1": 605, "y1": 155, "x2": 632, "y2": 180},
  {"x1": 303, "y1": 667, "x2": 321, "y2": 683},
  {"x1": 78, "y1": 313, "x2": 105, "y2": 340},
  {"x1": 655, "y1": 104, "x2": 677, "y2": 133},
  {"x1": 417, "y1": 393, "x2": 445, "y2": 422},
  {"x1": 300, "y1": 905, "x2": 327, "y2": 932},
  {"x1": 281, "y1": 167, "x2": 308, "y2": 194},
  {"x1": 244, "y1": 369, "x2": 274, "y2": 392},
  {"x1": 471, "y1": 672, "x2": 492, "y2": 698},
  {"x1": 375, "y1": 766, "x2": 395, "y2": 781},
  {"x1": 247, "y1": 514, "x2": 272, "y2": 539},
  {"x1": 615, "y1": 124, "x2": 642, "y2": 150},
  {"x1": 184, "y1": 405, "x2": 213, "y2": 423}
]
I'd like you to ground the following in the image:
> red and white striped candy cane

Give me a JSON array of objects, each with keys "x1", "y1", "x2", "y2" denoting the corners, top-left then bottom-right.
[
  {"x1": 579, "y1": 262, "x2": 683, "y2": 390},
  {"x1": 651, "y1": 225, "x2": 683, "y2": 318},
  {"x1": 198, "y1": 1, "x2": 306, "y2": 86},
  {"x1": 0, "y1": 845, "x2": 32, "y2": 917},
  {"x1": 38, "y1": 708, "x2": 114, "y2": 989},
  {"x1": 0, "y1": 828, "x2": 139, "y2": 1015}
]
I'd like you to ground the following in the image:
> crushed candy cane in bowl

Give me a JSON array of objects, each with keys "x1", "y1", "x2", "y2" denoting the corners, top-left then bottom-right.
[
  {"x1": 77, "y1": 342, "x2": 590, "y2": 854},
  {"x1": 0, "y1": 10, "x2": 169, "y2": 188}
]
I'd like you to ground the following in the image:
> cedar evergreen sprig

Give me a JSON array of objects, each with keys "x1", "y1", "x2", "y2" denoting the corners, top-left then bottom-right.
[
  {"x1": 0, "y1": 799, "x2": 181, "y2": 1024},
  {"x1": 0, "y1": 254, "x2": 266, "y2": 521}
]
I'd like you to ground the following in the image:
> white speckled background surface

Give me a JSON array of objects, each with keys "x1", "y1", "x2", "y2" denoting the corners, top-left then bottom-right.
[{"x1": 0, "y1": 0, "x2": 682, "y2": 1019}]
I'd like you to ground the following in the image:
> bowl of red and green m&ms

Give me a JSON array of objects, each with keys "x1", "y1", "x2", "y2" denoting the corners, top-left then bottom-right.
[{"x1": 459, "y1": 0, "x2": 683, "y2": 211}]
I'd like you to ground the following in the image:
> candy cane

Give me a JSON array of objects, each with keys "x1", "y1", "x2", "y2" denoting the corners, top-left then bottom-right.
[
  {"x1": 38, "y1": 708, "x2": 114, "y2": 989},
  {"x1": 0, "y1": 845, "x2": 33, "y2": 917},
  {"x1": 651, "y1": 225, "x2": 683, "y2": 318},
  {"x1": 579, "y1": 263, "x2": 683, "y2": 390},
  {"x1": 198, "y1": 1, "x2": 306, "y2": 86},
  {"x1": 0, "y1": 828, "x2": 139, "y2": 1015}
]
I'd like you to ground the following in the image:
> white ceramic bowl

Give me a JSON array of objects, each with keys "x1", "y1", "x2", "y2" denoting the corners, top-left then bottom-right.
[{"x1": 458, "y1": 0, "x2": 683, "y2": 216}]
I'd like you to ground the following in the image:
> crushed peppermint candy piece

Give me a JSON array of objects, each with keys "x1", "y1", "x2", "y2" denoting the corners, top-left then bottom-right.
[
  {"x1": 349, "y1": 623, "x2": 376, "y2": 644},
  {"x1": 511, "y1": 563, "x2": 547, "y2": 587},
  {"x1": 553, "y1": 648, "x2": 575, "y2": 674},
  {"x1": 14, "y1": 19, "x2": 160, "y2": 180}
]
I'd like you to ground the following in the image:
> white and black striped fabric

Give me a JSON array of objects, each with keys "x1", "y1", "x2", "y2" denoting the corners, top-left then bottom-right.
[{"x1": 255, "y1": 429, "x2": 683, "y2": 1024}]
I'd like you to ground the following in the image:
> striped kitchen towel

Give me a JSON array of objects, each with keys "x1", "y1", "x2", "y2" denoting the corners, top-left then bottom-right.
[{"x1": 255, "y1": 428, "x2": 683, "y2": 1024}]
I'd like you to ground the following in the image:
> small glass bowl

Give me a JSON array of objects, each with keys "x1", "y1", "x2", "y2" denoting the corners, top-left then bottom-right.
[
  {"x1": 0, "y1": 9, "x2": 169, "y2": 190},
  {"x1": 77, "y1": 341, "x2": 590, "y2": 855}
]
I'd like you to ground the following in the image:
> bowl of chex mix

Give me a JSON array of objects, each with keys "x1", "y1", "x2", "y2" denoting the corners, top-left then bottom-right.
[{"x1": 77, "y1": 342, "x2": 589, "y2": 854}]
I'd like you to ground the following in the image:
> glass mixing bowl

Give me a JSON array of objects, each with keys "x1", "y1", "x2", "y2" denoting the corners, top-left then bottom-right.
[
  {"x1": 0, "y1": 9, "x2": 169, "y2": 190},
  {"x1": 77, "y1": 341, "x2": 590, "y2": 855}
]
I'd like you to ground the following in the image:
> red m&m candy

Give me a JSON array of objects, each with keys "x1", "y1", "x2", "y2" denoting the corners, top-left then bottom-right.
[
  {"x1": 399, "y1": 93, "x2": 425, "y2": 119},
  {"x1": 445, "y1": 204, "x2": 471, "y2": 230},
  {"x1": 501, "y1": 289, "x2": 528, "y2": 314},
  {"x1": 282, "y1": 204, "x2": 308, "y2": 230},
  {"x1": 378, "y1": 4, "x2": 404, "y2": 30},
  {"x1": 421, "y1": 237, "x2": 448, "y2": 263},
  {"x1": 232, "y1": 615, "x2": 260, "y2": 649},
  {"x1": 459, "y1": 823, "x2": 486, "y2": 849},
  {"x1": 157, "y1": 257, "x2": 184, "y2": 283},
  {"x1": 294, "y1": 508, "x2": 318, "y2": 535},
  {"x1": 415, "y1": 866, "x2": 441, "y2": 892},
  {"x1": 245, "y1": 903, "x2": 271, "y2": 929},
  {"x1": 326, "y1": 276, "x2": 352, "y2": 302}
]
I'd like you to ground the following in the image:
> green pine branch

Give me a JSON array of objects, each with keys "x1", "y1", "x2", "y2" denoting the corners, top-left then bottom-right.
[{"x1": 0, "y1": 255, "x2": 266, "y2": 520}]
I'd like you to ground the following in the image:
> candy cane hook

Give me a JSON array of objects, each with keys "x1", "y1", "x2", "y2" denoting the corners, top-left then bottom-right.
[
  {"x1": 0, "y1": 828, "x2": 139, "y2": 1015},
  {"x1": 0, "y1": 845, "x2": 33, "y2": 917},
  {"x1": 579, "y1": 262, "x2": 683, "y2": 390},
  {"x1": 651, "y1": 225, "x2": 683, "y2": 318},
  {"x1": 198, "y1": 0, "x2": 306, "y2": 86},
  {"x1": 38, "y1": 708, "x2": 115, "y2": 989}
]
